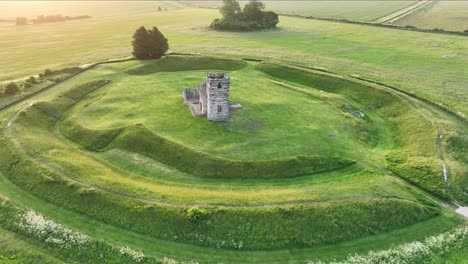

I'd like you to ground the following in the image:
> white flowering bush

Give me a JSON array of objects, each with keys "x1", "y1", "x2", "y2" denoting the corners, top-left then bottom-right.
[
  {"x1": 308, "y1": 225, "x2": 468, "y2": 264},
  {"x1": 119, "y1": 245, "x2": 145, "y2": 262},
  {"x1": 18, "y1": 210, "x2": 89, "y2": 249}
]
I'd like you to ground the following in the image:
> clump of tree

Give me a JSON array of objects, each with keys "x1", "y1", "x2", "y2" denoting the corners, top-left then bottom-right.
[
  {"x1": 4, "y1": 82, "x2": 20, "y2": 96},
  {"x1": 32, "y1": 14, "x2": 91, "y2": 24},
  {"x1": 211, "y1": 0, "x2": 278, "y2": 31},
  {"x1": 132, "y1": 26, "x2": 169, "y2": 60},
  {"x1": 15, "y1": 17, "x2": 28, "y2": 26},
  {"x1": 15, "y1": 14, "x2": 90, "y2": 26}
]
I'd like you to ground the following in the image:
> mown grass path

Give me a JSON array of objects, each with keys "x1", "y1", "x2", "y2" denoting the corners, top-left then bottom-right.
[{"x1": 372, "y1": 0, "x2": 431, "y2": 24}]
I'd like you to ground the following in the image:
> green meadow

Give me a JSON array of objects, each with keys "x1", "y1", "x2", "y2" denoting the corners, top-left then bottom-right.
[
  {"x1": 0, "y1": 2, "x2": 466, "y2": 263},
  {"x1": 1, "y1": 8, "x2": 467, "y2": 116},
  {"x1": 0, "y1": 54, "x2": 466, "y2": 262}
]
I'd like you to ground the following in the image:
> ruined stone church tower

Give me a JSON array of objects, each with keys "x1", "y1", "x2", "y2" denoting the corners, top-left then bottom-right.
[
  {"x1": 182, "y1": 72, "x2": 231, "y2": 122},
  {"x1": 205, "y1": 73, "x2": 230, "y2": 121}
]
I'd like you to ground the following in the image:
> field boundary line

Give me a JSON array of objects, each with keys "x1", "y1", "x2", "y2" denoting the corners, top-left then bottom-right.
[
  {"x1": 280, "y1": 13, "x2": 468, "y2": 37},
  {"x1": 372, "y1": 0, "x2": 432, "y2": 24}
]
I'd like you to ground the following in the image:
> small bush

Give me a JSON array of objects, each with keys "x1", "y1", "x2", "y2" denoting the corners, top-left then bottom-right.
[
  {"x1": 186, "y1": 207, "x2": 207, "y2": 223},
  {"x1": 44, "y1": 69, "x2": 53, "y2": 76},
  {"x1": 4, "y1": 82, "x2": 20, "y2": 95},
  {"x1": 23, "y1": 82, "x2": 32, "y2": 89},
  {"x1": 27, "y1": 76, "x2": 38, "y2": 84}
]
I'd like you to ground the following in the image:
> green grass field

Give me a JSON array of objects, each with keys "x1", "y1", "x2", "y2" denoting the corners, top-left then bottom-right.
[
  {"x1": 0, "y1": 54, "x2": 466, "y2": 262},
  {"x1": 184, "y1": 0, "x2": 419, "y2": 22},
  {"x1": 0, "y1": 2, "x2": 467, "y2": 263},
  {"x1": 394, "y1": 1, "x2": 468, "y2": 32},
  {"x1": 1, "y1": 8, "x2": 467, "y2": 118}
]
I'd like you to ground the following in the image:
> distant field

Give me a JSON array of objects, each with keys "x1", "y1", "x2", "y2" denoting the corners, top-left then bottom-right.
[
  {"x1": 0, "y1": 1, "x2": 186, "y2": 20},
  {"x1": 394, "y1": 1, "x2": 468, "y2": 32},
  {"x1": 184, "y1": 0, "x2": 419, "y2": 22}
]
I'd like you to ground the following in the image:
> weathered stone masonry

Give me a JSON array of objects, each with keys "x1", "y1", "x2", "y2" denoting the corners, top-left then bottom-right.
[{"x1": 183, "y1": 72, "x2": 231, "y2": 121}]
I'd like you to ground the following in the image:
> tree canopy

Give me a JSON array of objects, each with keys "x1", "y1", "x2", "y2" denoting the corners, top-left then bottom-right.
[
  {"x1": 132, "y1": 26, "x2": 169, "y2": 60},
  {"x1": 220, "y1": 0, "x2": 241, "y2": 18},
  {"x1": 4, "y1": 82, "x2": 20, "y2": 95},
  {"x1": 211, "y1": 0, "x2": 278, "y2": 31},
  {"x1": 243, "y1": 0, "x2": 265, "y2": 19}
]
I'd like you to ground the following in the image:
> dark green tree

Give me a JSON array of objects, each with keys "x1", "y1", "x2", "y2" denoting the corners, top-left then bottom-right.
[
  {"x1": 44, "y1": 69, "x2": 53, "y2": 76},
  {"x1": 27, "y1": 76, "x2": 38, "y2": 84},
  {"x1": 132, "y1": 26, "x2": 168, "y2": 59},
  {"x1": 220, "y1": 0, "x2": 241, "y2": 18},
  {"x1": 5, "y1": 82, "x2": 20, "y2": 95},
  {"x1": 132, "y1": 26, "x2": 151, "y2": 59},
  {"x1": 147, "y1": 26, "x2": 169, "y2": 59},
  {"x1": 243, "y1": 0, "x2": 265, "y2": 19}
]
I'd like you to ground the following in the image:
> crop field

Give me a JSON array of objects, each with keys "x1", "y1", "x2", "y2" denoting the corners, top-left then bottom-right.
[
  {"x1": 0, "y1": 1, "x2": 467, "y2": 263},
  {"x1": 184, "y1": 0, "x2": 419, "y2": 22},
  {"x1": 0, "y1": 1, "x2": 187, "y2": 19},
  {"x1": 394, "y1": 1, "x2": 468, "y2": 31}
]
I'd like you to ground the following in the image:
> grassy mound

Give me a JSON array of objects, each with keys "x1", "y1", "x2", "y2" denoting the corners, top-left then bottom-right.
[
  {"x1": 60, "y1": 119, "x2": 354, "y2": 179},
  {"x1": 0, "y1": 71, "x2": 444, "y2": 251},
  {"x1": 255, "y1": 63, "x2": 456, "y2": 200},
  {"x1": 0, "y1": 146, "x2": 440, "y2": 250},
  {"x1": 126, "y1": 55, "x2": 247, "y2": 75}
]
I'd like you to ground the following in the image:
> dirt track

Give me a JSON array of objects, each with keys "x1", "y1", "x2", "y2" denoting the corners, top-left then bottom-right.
[{"x1": 373, "y1": 0, "x2": 432, "y2": 24}]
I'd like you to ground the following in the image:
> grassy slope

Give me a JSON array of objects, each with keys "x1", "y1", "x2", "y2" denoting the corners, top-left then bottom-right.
[
  {"x1": 71, "y1": 59, "x2": 372, "y2": 162},
  {"x1": 0, "y1": 227, "x2": 61, "y2": 264},
  {"x1": 394, "y1": 1, "x2": 468, "y2": 31},
  {"x1": 0, "y1": 8, "x2": 467, "y2": 117},
  {"x1": 0, "y1": 171, "x2": 463, "y2": 263},
  {"x1": 7, "y1": 57, "x2": 452, "y2": 204},
  {"x1": 254, "y1": 63, "x2": 468, "y2": 201}
]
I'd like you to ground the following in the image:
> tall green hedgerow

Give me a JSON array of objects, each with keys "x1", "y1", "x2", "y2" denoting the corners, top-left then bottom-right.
[{"x1": 4, "y1": 82, "x2": 21, "y2": 96}]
